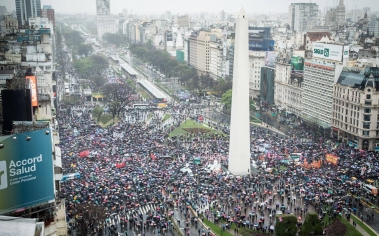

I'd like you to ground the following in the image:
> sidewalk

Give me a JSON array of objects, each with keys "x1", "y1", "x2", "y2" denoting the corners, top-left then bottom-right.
[{"x1": 346, "y1": 218, "x2": 370, "y2": 236}]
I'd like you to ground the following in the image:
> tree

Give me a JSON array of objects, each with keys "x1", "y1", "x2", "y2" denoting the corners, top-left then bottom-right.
[
  {"x1": 102, "y1": 33, "x2": 127, "y2": 46},
  {"x1": 102, "y1": 83, "x2": 132, "y2": 118},
  {"x1": 89, "y1": 54, "x2": 109, "y2": 74},
  {"x1": 90, "y1": 75, "x2": 106, "y2": 91},
  {"x1": 300, "y1": 212, "x2": 323, "y2": 236},
  {"x1": 91, "y1": 105, "x2": 104, "y2": 122},
  {"x1": 221, "y1": 89, "x2": 232, "y2": 109},
  {"x1": 77, "y1": 44, "x2": 93, "y2": 57},
  {"x1": 73, "y1": 58, "x2": 93, "y2": 78},
  {"x1": 275, "y1": 215, "x2": 298, "y2": 236}
]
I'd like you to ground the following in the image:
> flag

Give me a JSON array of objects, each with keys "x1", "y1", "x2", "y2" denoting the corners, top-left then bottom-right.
[{"x1": 150, "y1": 153, "x2": 156, "y2": 161}]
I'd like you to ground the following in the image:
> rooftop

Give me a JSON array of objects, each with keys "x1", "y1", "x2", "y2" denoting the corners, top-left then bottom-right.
[
  {"x1": 306, "y1": 32, "x2": 331, "y2": 42},
  {"x1": 337, "y1": 67, "x2": 379, "y2": 90}
]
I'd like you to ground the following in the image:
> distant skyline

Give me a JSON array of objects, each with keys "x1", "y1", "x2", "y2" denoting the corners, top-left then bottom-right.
[{"x1": 2, "y1": 0, "x2": 378, "y2": 15}]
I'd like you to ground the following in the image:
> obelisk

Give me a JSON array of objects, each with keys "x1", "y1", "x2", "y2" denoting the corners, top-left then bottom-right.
[{"x1": 228, "y1": 8, "x2": 250, "y2": 175}]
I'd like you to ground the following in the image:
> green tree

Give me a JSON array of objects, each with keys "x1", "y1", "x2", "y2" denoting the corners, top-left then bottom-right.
[
  {"x1": 91, "y1": 105, "x2": 104, "y2": 122},
  {"x1": 102, "y1": 33, "x2": 128, "y2": 46},
  {"x1": 89, "y1": 54, "x2": 109, "y2": 74},
  {"x1": 77, "y1": 44, "x2": 93, "y2": 57},
  {"x1": 90, "y1": 75, "x2": 106, "y2": 91},
  {"x1": 275, "y1": 215, "x2": 298, "y2": 236},
  {"x1": 221, "y1": 89, "x2": 232, "y2": 109},
  {"x1": 73, "y1": 58, "x2": 93, "y2": 78},
  {"x1": 102, "y1": 83, "x2": 132, "y2": 118},
  {"x1": 300, "y1": 212, "x2": 323, "y2": 236}
]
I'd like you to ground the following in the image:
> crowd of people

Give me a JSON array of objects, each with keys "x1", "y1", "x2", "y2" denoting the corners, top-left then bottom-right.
[{"x1": 57, "y1": 97, "x2": 379, "y2": 236}]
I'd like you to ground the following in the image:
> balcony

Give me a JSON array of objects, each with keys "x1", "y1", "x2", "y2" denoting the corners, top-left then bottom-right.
[{"x1": 38, "y1": 93, "x2": 51, "y2": 102}]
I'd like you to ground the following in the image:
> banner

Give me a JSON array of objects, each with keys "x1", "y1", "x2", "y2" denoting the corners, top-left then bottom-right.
[
  {"x1": 26, "y1": 76, "x2": 38, "y2": 107},
  {"x1": 0, "y1": 129, "x2": 54, "y2": 214},
  {"x1": 325, "y1": 154, "x2": 338, "y2": 165}
]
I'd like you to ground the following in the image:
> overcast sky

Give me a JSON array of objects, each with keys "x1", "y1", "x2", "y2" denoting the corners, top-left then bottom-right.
[{"x1": 2, "y1": 0, "x2": 378, "y2": 15}]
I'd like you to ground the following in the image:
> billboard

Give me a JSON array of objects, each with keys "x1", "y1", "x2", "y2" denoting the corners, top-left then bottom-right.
[
  {"x1": 265, "y1": 51, "x2": 278, "y2": 68},
  {"x1": 248, "y1": 27, "x2": 273, "y2": 51},
  {"x1": 26, "y1": 76, "x2": 38, "y2": 107},
  {"x1": 291, "y1": 56, "x2": 304, "y2": 72},
  {"x1": 0, "y1": 129, "x2": 54, "y2": 214},
  {"x1": 312, "y1": 43, "x2": 344, "y2": 62}
]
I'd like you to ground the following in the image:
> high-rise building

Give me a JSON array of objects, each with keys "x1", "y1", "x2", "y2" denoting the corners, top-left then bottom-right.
[
  {"x1": 15, "y1": 0, "x2": 42, "y2": 26},
  {"x1": 288, "y1": 3, "x2": 318, "y2": 33},
  {"x1": 325, "y1": 0, "x2": 346, "y2": 29},
  {"x1": 0, "y1": 6, "x2": 7, "y2": 15},
  {"x1": 41, "y1": 6, "x2": 55, "y2": 30},
  {"x1": 302, "y1": 43, "x2": 346, "y2": 128},
  {"x1": 249, "y1": 51, "x2": 266, "y2": 97},
  {"x1": 177, "y1": 15, "x2": 189, "y2": 28},
  {"x1": 369, "y1": 18, "x2": 379, "y2": 37},
  {"x1": 189, "y1": 31, "x2": 210, "y2": 73},
  {"x1": 96, "y1": 0, "x2": 117, "y2": 39},
  {"x1": 122, "y1": 8, "x2": 128, "y2": 17}
]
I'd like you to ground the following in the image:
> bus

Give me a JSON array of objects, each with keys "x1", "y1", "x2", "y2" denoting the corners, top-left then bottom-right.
[
  {"x1": 133, "y1": 104, "x2": 149, "y2": 109},
  {"x1": 61, "y1": 173, "x2": 81, "y2": 182},
  {"x1": 362, "y1": 184, "x2": 378, "y2": 196}
]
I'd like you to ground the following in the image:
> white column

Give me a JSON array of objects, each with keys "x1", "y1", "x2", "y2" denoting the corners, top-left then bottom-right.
[{"x1": 228, "y1": 8, "x2": 251, "y2": 175}]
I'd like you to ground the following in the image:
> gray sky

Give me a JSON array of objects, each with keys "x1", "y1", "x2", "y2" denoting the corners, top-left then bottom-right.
[{"x1": 2, "y1": 0, "x2": 378, "y2": 15}]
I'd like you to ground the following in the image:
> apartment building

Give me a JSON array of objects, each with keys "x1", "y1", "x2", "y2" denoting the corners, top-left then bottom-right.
[
  {"x1": 249, "y1": 51, "x2": 266, "y2": 98},
  {"x1": 274, "y1": 51, "x2": 304, "y2": 116},
  {"x1": 302, "y1": 58, "x2": 344, "y2": 127},
  {"x1": 288, "y1": 3, "x2": 319, "y2": 33},
  {"x1": 189, "y1": 31, "x2": 210, "y2": 73},
  {"x1": 332, "y1": 67, "x2": 379, "y2": 151}
]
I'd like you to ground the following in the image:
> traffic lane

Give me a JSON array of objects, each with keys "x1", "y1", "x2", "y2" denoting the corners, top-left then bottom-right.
[
  {"x1": 349, "y1": 195, "x2": 379, "y2": 233},
  {"x1": 172, "y1": 208, "x2": 200, "y2": 236}
]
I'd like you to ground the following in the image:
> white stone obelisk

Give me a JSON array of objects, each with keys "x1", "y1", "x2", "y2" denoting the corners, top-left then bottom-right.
[{"x1": 228, "y1": 8, "x2": 250, "y2": 175}]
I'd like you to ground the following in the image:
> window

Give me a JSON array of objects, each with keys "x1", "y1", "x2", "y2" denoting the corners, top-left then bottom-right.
[
  {"x1": 366, "y1": 94, "x2": 371, "y2": 99},
  {"x1": 364, "y1": 108, "x2": 371, "y2": 113},
  {"x1": 363, "y1": 130, "x2": 370, "y2": 136},
  {"x1": 363, "y1": 122, "x2": 370, "y2": 129},
  {"x1": 365, "y1": 101, "x2": 372, "y2": 105},
  {"x1": 364, "y1": 115, "x2": 371, "y2": 121}
]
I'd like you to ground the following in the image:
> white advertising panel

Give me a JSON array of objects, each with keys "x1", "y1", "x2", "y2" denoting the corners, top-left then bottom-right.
[{"x1": 312, "y1": 43, "x2": 344, "y2": 62}]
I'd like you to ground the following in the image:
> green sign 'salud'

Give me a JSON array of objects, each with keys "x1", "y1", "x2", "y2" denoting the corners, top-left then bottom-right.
[{"x1": 0, "y1": 129, "x2": 54, "y2": 214}]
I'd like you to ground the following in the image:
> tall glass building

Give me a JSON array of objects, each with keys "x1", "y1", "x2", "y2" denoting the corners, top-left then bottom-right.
[{"x1": 15, "y1": 0, "x2": 41, "y2": 26}]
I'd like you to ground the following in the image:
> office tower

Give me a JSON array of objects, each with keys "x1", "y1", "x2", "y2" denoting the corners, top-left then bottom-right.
[
  {"x1": 41, "y1": 6, "x2": 55, "y2": 30},
  {"x1": 228, "y1": 8, "x2": 250, "y2": 175},
  {"x1": 15, "y1": 0, "x2": 41, "y2": 26},
  {"x1": 288, "y1": 3, "x2": 319, "y2": 32}
]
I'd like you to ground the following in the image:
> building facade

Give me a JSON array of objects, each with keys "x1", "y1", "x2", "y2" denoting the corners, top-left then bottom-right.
[
  {"x1": 302, "y1": 57, "x2": 344, "y2": 127},
  {"x1": 288, "y1": 3, "x2": 319, "y2": 33},
  {"x1": 274, "y1": 51, "x2": 304, "y2": 116},
  {"x1": 332, "y1": 67, "x2": 379, "y2": 151},
  {"x1": 189, "y1": 31, "x2": 210, "y2": 73},
  {"x1": 177, "y1": 15, "x2": 189, "y2": 28},
  {"x1": 41, "y1": 6, "x2": 55, "y2": 30},
  {"x1": 15, "y1": 0, "x2": 41, "y2": 26},
  {"x1": 260, "y1": 66, "x2": 275, "y2": 104},
  {"x1": 249, "y1": 51, "x2": 266, "y2": 98},
  {"x1": 369, "y1": 18, "x2": 379, "y2": 37},
  {"x1": 325, "y1": 0, "x2": 346, "y2": 29}
]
